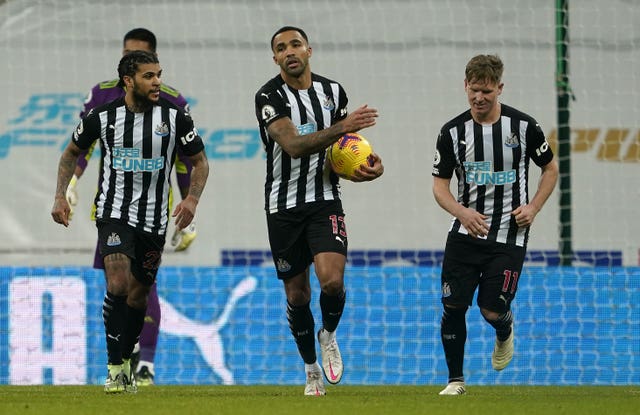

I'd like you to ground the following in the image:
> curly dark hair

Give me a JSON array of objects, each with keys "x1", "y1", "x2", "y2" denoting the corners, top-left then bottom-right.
[{"x1": 117, "y1": 50, "x2": 159, "y2": 87}]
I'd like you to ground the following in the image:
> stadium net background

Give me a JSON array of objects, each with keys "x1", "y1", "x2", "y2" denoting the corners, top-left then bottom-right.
[{"x1": 0, "y1": 0, "x2": 638, "y2": 385}]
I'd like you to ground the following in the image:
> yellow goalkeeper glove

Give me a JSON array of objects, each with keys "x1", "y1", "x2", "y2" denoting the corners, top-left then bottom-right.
[{"x1": 65, "y1": 174, "x2": 79, "y2": 219}]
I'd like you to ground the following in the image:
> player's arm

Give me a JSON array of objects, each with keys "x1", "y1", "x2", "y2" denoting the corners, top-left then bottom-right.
[
  {"x1": 53, "y1": 113, "x2": 99, "y2": 226},
  {"x1": 172, "y1": 110, "x2": 209, "y2": 230},
  {"x1": 267, "y1": 104, "x2": 378, "y2": 159},
  {"x1": 172, "y1": 150, "x2": 209, "y2": 231},
  {"x1": 73, "y1": 144, "x2": 96, "y2": 179},
  {"x1": 432, "y1": 129, "x2": 488, "y2": 238},
  {"x1": 512, "y1": 120, "x2": 559, "y2": 227},
  {"x1": 170, "y1": 94, "x2": 194, "y2": 201},
  {"x1": 65, "y1": 142, "x2": 97, "y2": 212},
  {"x1": 433, "y1": 176, "x2": 489, "y2": 238},
  {"x1": 512, "y1": 156, "x2": 558, "y2": 227},
  {"x1": 67, "y1": 85, "x2": 102, "y2": 210},
  {"x1": 52, "y1": 140, "x2": 84, "y2": 227}
]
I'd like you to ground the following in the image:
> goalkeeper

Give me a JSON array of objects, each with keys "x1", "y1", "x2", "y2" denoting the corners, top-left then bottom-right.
[
  {"x1": 432, "y1": 54, "x2": 558, "y2": 395},
  {"x1": 65, "y1": 28, "x2": 196, "y2": 387}
]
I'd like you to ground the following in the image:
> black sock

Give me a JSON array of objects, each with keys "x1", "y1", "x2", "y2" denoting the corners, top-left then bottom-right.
[
  {"x1": 441, "y1": 307, "x2": 467, "y2": 382},
  {"x1": 319, "y1": 288, "x2": 346, "y2": 333},
  {"x1": 485, "y1": 310, "x2": 513, "y2": 341},
  {"x1": 286, "y1": 301, "x2": 316, "y2": 364},
  {"x1": 123, "y1": 305, "x2": 146, "y2": 359},
  {"x1": 103, "y1": 292, "x2": 127, "y2": 365}
]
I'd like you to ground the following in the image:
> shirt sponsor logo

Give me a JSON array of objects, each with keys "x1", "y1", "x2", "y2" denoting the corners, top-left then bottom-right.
[
  {"x1": 112, "y1": 147, "x2": 165, "y2": 172},
  {"x1": 466, "y1": 169, "x2": 516, "y2": 185},
  {"x1": 296, "y1": 123, "x2": 316, "y2": 135},
  {"x1": 463, "y1": 161, "x2": 516, "y2": 185}
]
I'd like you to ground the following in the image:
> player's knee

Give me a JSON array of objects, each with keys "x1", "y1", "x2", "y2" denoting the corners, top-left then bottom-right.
[
  {"x1": 284, "y1": 284, "x2": 312, "y2": 305},
  {"x1": 480, "y1": 307, "x2": 501, "y2": 323},
  {"x1": 319, "y1": 277, "x2": 344, "y2": 296},
  {"x1": 287, "y1": 292, "x2": 311, "y2": 306},
  {"x1": 127, "y1": 295, "x2": 147, "y2": 310},
  {"x1": 105, "y1": 272, "x2": 130, "y2": 296},
  {"x1": 106, "y1": 277, "x2": 128, "y2": 296},
  {"x1": 127, "y1": 286, "x2": 149, "y2": 309}
]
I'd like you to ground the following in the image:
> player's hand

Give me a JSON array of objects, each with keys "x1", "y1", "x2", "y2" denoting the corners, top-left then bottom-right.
[
  {"x1": 51, "y1": 195, "x2": 72, "y2": 227},
  {"x1": 65, "y1": 174, "x2": 79, "y2": 220},
  {"x1": 351, "y1": 152, "x2": 384, "y2": 182},
  {"x1": 512, "y1": 204, "x2": 538, "y2": 228},
  {"x1": 172, "y1": 195, "x2": 198, "y2": 231},
  {"x1": 458, "y1": 207, "x2": 489, "y2": 238},
  {"x1": 342, "y1": 104, "x2": 378, "y2": 133}
]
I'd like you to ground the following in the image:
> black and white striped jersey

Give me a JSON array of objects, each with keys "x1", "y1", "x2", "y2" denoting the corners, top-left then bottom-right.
[
  {"x1": 71, "y1": 97, "x2": 204, "y2": 235},
  {"x1": 255, "y1": 73, "x2": 348, "y2": 213},
  {"x1": 432, "y1": 104, "x2": 554, "y2": 247}
]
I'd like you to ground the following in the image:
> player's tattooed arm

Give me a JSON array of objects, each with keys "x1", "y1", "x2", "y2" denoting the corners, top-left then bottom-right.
[
  {"x1": 172, "y1": 150, "x2": 209, "y2": 231},
  {"x1": 52, "y1": 141, "x2": 83, "y2": 227},
  {"x1": 186, "y1": 150, "x2": 209, "y2": 202},
  {"x1": 268, "y1": 104, "x2": 379, "y2": 159}
]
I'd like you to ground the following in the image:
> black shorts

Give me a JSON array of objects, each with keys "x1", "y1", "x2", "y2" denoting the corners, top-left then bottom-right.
[
  {"x1": 440, "y1": 232, "x2": 526, "y2": 313},
  {"x1": 96, "y1": 220, "x2": 165, "y2": 286},
  {"x1": 266, "y1": 200, "x2": 348, "y2": 279}
]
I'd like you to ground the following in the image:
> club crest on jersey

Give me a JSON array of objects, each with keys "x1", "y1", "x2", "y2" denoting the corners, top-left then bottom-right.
[
  {"x1": 276, "y1": 258, "x2": 291, "y2": 273},
  {"x1": 322, "y1": 96, "x2": 335, "y2": 111},
  {"x1": 155, "y1": 122, "x2": 169, "y2": 137},
  {"x1": 504, "y1": 132, "x2": 519, "y2": 148},
  {"x1": 106, "y1": 232, "x2": 122, "y2": 247}
]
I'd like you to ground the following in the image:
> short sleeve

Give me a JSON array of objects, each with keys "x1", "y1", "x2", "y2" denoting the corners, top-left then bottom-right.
[
  {"x1": 255, "y1": 88, "x2": 288, "y2": 128},
  {"x1": 175, "y1": 109, "x2": 205, "y2": 156},
  {"x1": 334, "y1": 84, "x2": 349, "y2": 122},
  {"x1": 432, "y1": 128, "x2": 456, "y2": 178},
  {"x1": 71, "y1": 111, "x2": 101, "y2": 150},
  {"x1": 526, "y1": 119, "x2": 554, "y2": 167}
]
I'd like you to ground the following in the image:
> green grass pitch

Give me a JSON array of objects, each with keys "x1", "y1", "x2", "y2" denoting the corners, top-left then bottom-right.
[{"x1": 0, "y1": 385, "x2": 638, "y2": 415}]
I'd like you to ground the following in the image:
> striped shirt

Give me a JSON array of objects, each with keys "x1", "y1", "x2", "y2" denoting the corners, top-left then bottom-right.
[
  {"x1": 432, "y1": 104, "x2": 554, "y2": 247},
  {"x1": 76, "y1": 80, "x2": 189, "y2": 184},
  {"x1": 255, "y1": 73, "x2": 348, "y2": 213},
  {"x1": 71, "y1": 97, "x2": 204, "y2": 235}
]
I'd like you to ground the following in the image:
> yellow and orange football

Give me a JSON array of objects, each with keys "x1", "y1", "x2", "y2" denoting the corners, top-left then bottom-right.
[{"x1": 327, "y1": 133, "x2": 374, "y2": 180}]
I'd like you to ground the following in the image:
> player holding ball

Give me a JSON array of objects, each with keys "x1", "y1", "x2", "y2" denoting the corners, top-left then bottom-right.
[{"x1": 254, "y1": 26, "x2": 384, "y2": 396}]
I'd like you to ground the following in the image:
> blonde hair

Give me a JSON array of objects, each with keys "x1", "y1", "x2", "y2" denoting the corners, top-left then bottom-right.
[{"x1": 465, "y1": 54, "x2": 504, "y2": 84}]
